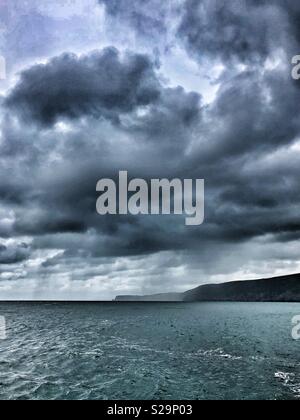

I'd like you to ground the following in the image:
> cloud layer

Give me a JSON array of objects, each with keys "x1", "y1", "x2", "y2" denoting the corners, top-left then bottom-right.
[{"x1": 0, "y1": 0, "x2": 300, "y2": 299}]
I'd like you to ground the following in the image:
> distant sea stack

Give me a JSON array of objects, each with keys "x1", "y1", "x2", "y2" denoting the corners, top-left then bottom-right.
[{"x1": 115, "y1": 273, "x2": 300, "y2": 302}]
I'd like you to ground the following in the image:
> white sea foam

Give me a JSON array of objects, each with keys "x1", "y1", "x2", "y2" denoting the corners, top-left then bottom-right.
[
  {"x1": 196, "y1": 348, "x2": 242, "y2": 361},
  {"x1": 275, "y1": 372, "x2": 300, "y2": 398}
]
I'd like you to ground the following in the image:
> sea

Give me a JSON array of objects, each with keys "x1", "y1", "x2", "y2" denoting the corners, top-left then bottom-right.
[{"x1": 0, "y1": 302, "x2": 300, "y2": 400}]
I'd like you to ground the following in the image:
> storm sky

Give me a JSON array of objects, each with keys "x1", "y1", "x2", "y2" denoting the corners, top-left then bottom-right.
[{"x1": 1, "y1": 0, "x2": 300, "y2": 299}]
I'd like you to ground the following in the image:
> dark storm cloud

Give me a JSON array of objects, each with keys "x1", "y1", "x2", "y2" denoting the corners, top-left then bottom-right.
[
  {"x1": 178, "y1": 0, "x2": 278, "y2": 65},
  {"x1": 1, "y1": 47, "x2": 204, "y2": 257},
  {"x1": 280, "y1": 0, "x2": 300, "y2": 46},
  {"x1": 3, "y1": 41, "x2": 300, "y2": 257},
  {"x1": 0, "y1": 243, "x2": 31, "y2": 265},
  {"x1": 5, "y1": 48, "x2": 161, "y2": 127},
  {"x1": 178, "y1": 0, "x2": 300, "y2": 66},
  {"x1": 194, "y1": 68, "x2": 300, "y2": 162},
  {"x1": 99, "y1": 0, "x2": 299, "y2": 66}
]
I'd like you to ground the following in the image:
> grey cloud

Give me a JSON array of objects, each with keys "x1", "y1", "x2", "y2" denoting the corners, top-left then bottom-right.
[
  {"x1": 0, "y1": 243, "x2": 31, "y2": 265},
  {"x1": 98, "y1": 0, "x2": 300, "y2": 70},
  {"x1": 199, "y1": 69, "x2": 300, "y2": 161},
  {"x1": 99, "y1": 0, "x2": 173, "y2": 38},
  {"x1": 1, "y1": 47, "x2": 204, "y2": 252},
  {"x1": 2, "y1": 38, "x2": 300, "y2": 263},
  {"x1": 177, "y1": 0, "x2": 300, "y2": 67},
  {"x1": 5, "y1": 48, "x2": 161, "y2": 127},
  {"x1": 3, "y1": 46, "x2": 300, "y2": 258},
  {"x1": 178, "y1": 0, "x2": 280, "y2": 65}
]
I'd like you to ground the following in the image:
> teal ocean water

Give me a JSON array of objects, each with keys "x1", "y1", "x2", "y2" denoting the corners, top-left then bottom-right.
[{"x1": 0, "y1": 302, "x2": 300, "y2": 400}]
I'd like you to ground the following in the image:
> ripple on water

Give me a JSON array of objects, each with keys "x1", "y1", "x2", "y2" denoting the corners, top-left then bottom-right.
[{"x1": 0, "y1": 302, "x2": 300, "y2": 400}]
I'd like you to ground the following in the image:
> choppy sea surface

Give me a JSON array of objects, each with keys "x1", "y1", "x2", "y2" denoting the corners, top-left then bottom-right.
[{"x1": 0, "y1": 302, "x2": 300, "y2": 400}]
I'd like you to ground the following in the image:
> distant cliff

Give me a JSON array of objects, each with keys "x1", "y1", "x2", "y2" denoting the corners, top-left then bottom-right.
[{"x1": 115, "y1": 273, "x2": 300, "y2": 302}]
